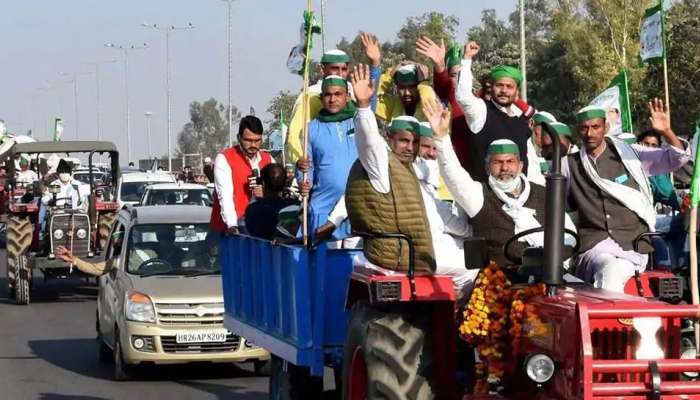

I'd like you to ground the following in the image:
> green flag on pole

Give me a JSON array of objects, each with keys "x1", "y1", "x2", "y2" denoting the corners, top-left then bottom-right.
[
  {"x1": 53, "y1": 118, "x2": 64, "y2": 142},
  {"x1": 640, "y1": 2, "x2": 665, "y2": 64},
  {"x1": 690, "y1": 117, "x2": 700, "y2": 207},
  {"x1": 586, "y1": 70, "x2": 634, "y2": 136}
]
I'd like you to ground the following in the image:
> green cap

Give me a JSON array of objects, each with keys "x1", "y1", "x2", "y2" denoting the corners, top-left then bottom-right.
[
  {"x1": 19, "y1": 157, "x2": 29, "y2": 167},
  {"x1": 618, "y1": 132, "x2": 637, "y2": 144},
  {"x1": 445, "y1": 42, "x2": 463, "y2": 70},
  {"x1": 389, "y1": 116, "x2": 420, "y2": 135},
  {"x1": 320, "y1": 49, "x2": 350, "y2": 64},
  {"x1": 418, "y1": 122, "x2": 433, "y2": 138},
  {"x1": 576, "y1": 105, "x2": 607, "y2": 123},
  {"x1": 532, "y1": 111, "x2": 556, "y2": 125},
  {"x1": 394, "y1": 64, "x2": 419, "y2": 86},
  {"x1": 487, "y1": 139, "x2": 520, "y2": 156},
  {"x1": 489, "y1": 65, "x2": 522, "y2": 86},
  {"x1": 549, "y1": 122, "x2": 572, "y2": 137},
  {"x1": 321, "y1": 75, "x2": 348, "y2": 90}
]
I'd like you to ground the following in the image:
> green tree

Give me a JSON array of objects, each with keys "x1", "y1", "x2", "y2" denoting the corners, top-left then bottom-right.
[
  {"x1": 177, "y1": 98, "x2": 241, "y2": 159},
  {"x1": 392, "y1": 12, "x2": 460, "y2": 65},
  {"x1": 265, "y1": 90, "x2": 296, "y2": 134}
]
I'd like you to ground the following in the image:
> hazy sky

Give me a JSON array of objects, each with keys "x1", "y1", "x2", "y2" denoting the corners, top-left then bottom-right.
[{"x1": 0, "y1": 0, "x2": 517, "y2": 162}]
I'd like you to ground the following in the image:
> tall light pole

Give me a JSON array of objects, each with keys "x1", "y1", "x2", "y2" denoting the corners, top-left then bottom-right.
[
  {"x1": 83, "y1": 60, "x2": 117, "y2": 141},
  {"x1": 142, "y1": 22, "x2": 195, "y2": 172},
  {"x1": 219, "y1": 0, "x2": 235, "y2": 148},
  {"x1": 60, "y1": 71, "x2": 92, "y2": 139},
  {"x1": 145, "y1": 111, "x2": 153, "y2": 161},
  {"x1": 519, "y1": 0, "x2": 527, "y2": 101},
  {"x1": 105, "y1": 43, "x2": 148, "y2": 163}
]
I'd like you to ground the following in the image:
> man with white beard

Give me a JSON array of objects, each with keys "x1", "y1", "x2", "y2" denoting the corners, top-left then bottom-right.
[{"x1": 422, "y1": 99, "x2": 575, "y2": 268}]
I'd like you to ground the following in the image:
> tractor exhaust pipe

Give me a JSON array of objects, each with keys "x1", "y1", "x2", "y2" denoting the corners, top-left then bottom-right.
[{"x1": 542, "y1": 122, "x2": 566, "y2": 293}]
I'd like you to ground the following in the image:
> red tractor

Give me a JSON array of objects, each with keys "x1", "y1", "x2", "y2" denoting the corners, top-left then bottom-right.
[
  {"x1": 3, "y1": 141, "x2": 120, "y2": 305},
  {"x1": 341, "y1": 125, "x2": 700, "y2": 399}
]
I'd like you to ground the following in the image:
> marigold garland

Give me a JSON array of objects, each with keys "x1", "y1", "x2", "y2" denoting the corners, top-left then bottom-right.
[{"x1": 459, "y1": 263, "x2": 550, "y2": 394}]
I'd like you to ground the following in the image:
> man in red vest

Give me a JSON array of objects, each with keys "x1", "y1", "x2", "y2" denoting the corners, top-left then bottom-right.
[{"x1": 210, "y1": 115, "x2": 273, "y2": 235}]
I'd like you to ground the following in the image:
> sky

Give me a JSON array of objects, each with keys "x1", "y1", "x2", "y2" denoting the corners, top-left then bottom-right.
[{"x1": 0, "y1": 0, "x2": 517, "y2": 162}]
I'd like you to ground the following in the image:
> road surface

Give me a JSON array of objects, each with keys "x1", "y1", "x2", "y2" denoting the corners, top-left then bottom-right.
[{"x1": 0, "y1": 250, "x2": 268, "y2": 400}]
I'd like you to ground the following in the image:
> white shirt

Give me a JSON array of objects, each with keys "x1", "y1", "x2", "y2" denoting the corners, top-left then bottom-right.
[
  {"x1": 16, "y1": 169, "x2": 38, "y2": 184},
  {"x1": 355, "y1": 107, "x2": 392, "y2": 193},
  {"x1": 213, "y1": 148, "x2": 264, "y2": 229},
  {"x1": 526, "y1": 137, "x2": 546, "y2": 186},
  {"x1": 455, "y1": 59, "x2": 523, "y2": 134},
  {"x1": 41, "y1": 179, "x2": 87, "y2": 210}
]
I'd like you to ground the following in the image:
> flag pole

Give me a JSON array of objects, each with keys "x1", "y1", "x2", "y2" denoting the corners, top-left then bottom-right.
[
  {"x1": 301, "y1": 0, "x2": 314, "y2": 247},
  {"x1": 690, "y1": 120, "x2": 700, "y2": 358},
  {"x1": 280, "y1": 110, "x2": 287, "y2": 167}
]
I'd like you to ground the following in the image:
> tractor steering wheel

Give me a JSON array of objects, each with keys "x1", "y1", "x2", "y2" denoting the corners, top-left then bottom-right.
[{"x1": 503, "y1": 227, "x2": 580, "y2": 264}]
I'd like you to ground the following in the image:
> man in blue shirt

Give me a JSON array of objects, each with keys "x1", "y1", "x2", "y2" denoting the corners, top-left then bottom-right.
[{"x1": 297, "y1": 75, "x2": 359, "y2": 241}]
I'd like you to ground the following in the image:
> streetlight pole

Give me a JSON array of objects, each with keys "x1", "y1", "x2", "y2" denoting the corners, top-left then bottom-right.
[
  {"x1": 83, "y1": 60, "x2": 117, "y2": 141},
  {"x1": 105, "y1": 43, "x2": 148, "y2": 163},
  {"x1": 145, "y1": 111, "x2": 153, "y2": 161},
  {"x1": 60, "y1": 71, "x2": 92, "y2": 139},
  {"x1": 519, "y1": 0, "x2": 527, "y2": 101},
  {"x1": 219, "y1": 0, "x2": 235, "y2": 148},
  {"x1": 142, "y1": 22, "x2": 195, "y2": 172}
]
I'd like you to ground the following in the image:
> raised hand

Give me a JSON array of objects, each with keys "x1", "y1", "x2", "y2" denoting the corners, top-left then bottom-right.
[
  {"x1": 361, "y1": 32, "x2": 381, "y2": 67},
  {"x1": 56, "y1": 246, "x2": 76, "y2": 263},
  {"x1": 350, "y1": 64, "x2": 374, "y2": 108},
  {"x1": 416, "y1": 36, "x2": 446, "y2": 72},
  {"x1": 649, "y1": 97, "x2": 671, "y2": 134},
  {"x1": 421, "y1": 98, "x2": 451, "y2": 139},
  {"x1": 463, "y1": 41, "x2": 480, "y2": 60}
]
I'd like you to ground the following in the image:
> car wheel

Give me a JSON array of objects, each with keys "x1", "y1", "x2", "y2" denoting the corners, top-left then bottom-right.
[{"x1": 113, "y1": 330, "x2": 135, "y2": 381}]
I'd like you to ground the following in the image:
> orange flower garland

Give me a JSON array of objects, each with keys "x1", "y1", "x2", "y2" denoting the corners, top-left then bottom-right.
[{"x1": 509, "y1": 283, "x2": 548, "y2": 359}]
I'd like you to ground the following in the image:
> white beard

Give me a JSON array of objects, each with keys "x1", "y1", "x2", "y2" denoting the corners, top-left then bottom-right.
[{"x1": 488, "y1": 174, "x2": 522, "y2": 194}]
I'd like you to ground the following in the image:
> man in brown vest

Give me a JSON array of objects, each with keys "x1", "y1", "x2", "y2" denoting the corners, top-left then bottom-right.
[
  {"x1": 346, "y1": 64, "x2": 477, "y2": 300},
  {"x1": 422, "y1": 99, "x2": 576, "y2": 268},
  {"x1": 563, "y1": 99, "x2": 688, "y2": 292}
]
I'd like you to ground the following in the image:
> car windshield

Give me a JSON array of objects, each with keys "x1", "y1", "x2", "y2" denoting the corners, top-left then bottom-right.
[
  {"x1": 126, "y1": 223, "x2": 220, "y2": 276},
  {"x1": 144, "y1": 189, "x2": 212, "y2": 206},
  {"x1": 120, "y1": 182, "x2": 149, "y2": 202},
  {"x1": 74, "y1": 172, "x2": 105, "y2": 184}
]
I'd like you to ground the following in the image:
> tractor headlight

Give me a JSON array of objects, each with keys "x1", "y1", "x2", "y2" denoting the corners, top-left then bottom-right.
[
  {"x1": 49, "y1": 184, "x2": 61, "y2": 194},
  {"x1": 525, "y1": 354, "x2": 555, "y2": 384},
  {"x1": 54, "y1": 229, "x2": 64, "y2": 240},
  {"x1": 125, "y1": 291, "x2": 156, "y2": 323},
  {"x1": 633, "y1": 317, "x2": 664, "y2": 360},
  {"x1": 76, "y1": 228, "x2": 87, "y2": 239},
  {"x1": 681, "y1": 347, "x2": 699, "y2": 378}
]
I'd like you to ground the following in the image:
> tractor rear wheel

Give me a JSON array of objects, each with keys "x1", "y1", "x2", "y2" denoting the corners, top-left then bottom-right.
[
  {"x1": 342, "y1": 302, "x2": 436, "y2": 400},
  {"x1": 6, "y1": 216, "x2": 33, "y2": 301},
  {"x1": 97, "y1": 212, "x2": 117, "y2": 251}
]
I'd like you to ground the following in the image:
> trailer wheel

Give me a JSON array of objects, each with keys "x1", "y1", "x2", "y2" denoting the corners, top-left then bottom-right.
[
  {"x1": 268, "y1": 355, "x2": 323, "y2": 400},
  {"x1": 14, "y1": 255, "x2": 31, "y2": 305},
  {"x1": 6, "y1": 216, "x2": 33, "y2": 298},
  {"x1": 342, "y1": 302, "x2": 435, "y2": 400},
  {"x1": 97, "y1": 212, "x2": 117, "y2": 251}
]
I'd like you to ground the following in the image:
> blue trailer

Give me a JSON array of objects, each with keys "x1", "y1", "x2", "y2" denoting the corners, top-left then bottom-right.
[{"x1": 220, "y1": 235, "x2": 360, "y2": 395}]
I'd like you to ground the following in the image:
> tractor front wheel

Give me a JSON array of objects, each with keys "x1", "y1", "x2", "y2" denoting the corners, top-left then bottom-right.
[
  {"x1": 6, "y1": 216, "x2": 33, "y2": 302},
  {"x1": 97, "y1": 212, "x2": 117, "y2": 251},
  {"x1": 342, "y1": 302, "x2": 436, "y2": 400}
]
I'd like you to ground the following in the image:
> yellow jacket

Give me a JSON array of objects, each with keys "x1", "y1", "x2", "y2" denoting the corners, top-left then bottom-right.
[
  {"x1": 375, "y1": 71, "x2": 437, "y2": 123},
  {"x1": 285, "y1": 82, "x2": 324, "y2": 165}
]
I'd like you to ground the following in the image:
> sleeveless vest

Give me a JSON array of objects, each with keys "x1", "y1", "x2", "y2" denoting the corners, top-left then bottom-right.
[
  {"x1": 467, "y1": 101, "x2": 530, "y2": 183},
  {"x1": 346, "y1": 154, "x2": 436, "y2": 273},
  {"x1": 470, "y1": 183, "x2": 547, "y2": 267},
  {"x1": 210, "y1": 146, "x2": 272, "y2": 233}
]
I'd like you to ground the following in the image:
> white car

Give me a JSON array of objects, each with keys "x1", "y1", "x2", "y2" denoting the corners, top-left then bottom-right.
[
  {"x1": 117, "y1": 172, "x2": 176, "y2": 208},
  {"x1": 140, "y1": 183, "x2": 213, "y2": 207}
]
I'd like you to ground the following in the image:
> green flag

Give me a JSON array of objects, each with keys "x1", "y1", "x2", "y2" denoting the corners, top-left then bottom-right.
[
  {"x1": 690, "y1": 117, "x2": 700, "y2": 207},
  {"x1": 640, "y1": 2, "x2": 665, "y2": 64},
  {"x1": 586, "y1": 70, "x2": 634, "y2": 136},
  {"x1": 53, "y1": 118, "x2": 64, "y2": 142}
]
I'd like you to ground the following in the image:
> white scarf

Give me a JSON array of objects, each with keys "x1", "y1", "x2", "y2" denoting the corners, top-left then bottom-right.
[
  {"x1": 413, "y1": 158, "x2": 440, "y2": 190},
  {"x1": 489, "y1": 174, "x2": 544, "y2": 247},
  {"x1": 579, "y1": 138, "x2": 656, "y2": 232}
]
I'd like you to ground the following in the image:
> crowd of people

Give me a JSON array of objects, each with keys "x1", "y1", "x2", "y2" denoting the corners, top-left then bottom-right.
[{"x1": 210, "y1": 35, "x2": 693, "y2": 299}]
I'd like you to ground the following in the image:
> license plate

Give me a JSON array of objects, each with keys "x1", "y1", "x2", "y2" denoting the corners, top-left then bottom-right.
[{"x1": 176, "y1": 330, "x2": 228, "y2": 343}]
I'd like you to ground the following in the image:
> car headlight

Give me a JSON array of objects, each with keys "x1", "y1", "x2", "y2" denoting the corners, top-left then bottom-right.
[
  {"x1": 125, "y1": 291, "x2": 156, "y2": 323},
  {"x1": 76, "y1": 228, "x2": 87, "y2": 239},
  {"x1": 525, "y1": 354, "x2": 555, "y2": 384},
  {"x1": 54, "y1": 229, "x2": 64, "y2": 240},
  {"x1": 633, "y1": 317, "x2": 664, "y2": 360}
]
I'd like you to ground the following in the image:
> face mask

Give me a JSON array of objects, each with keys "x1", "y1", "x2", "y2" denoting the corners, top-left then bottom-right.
[
  {"x1": 488, "y1": 174, "x2": 522, "y2": 194},
  {"x1": 59, "y1": 173, "x2": 71, "y2": 183}
]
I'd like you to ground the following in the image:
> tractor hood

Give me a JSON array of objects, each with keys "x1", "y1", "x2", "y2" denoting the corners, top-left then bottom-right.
[{"x1": 129, "y1": 274, "x2": 223, "y2": 304}]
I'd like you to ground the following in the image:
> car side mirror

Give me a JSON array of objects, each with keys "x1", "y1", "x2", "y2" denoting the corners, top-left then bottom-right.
[{"x1": 464, "y1": 237, "x2": 489, "y2": 271}]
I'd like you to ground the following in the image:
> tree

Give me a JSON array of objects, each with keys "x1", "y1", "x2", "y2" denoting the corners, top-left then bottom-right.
[
  {"x1": 392, "y1": 12, "x2": 460, "y2": 65},
  {"x1": 177, "y1": 98, "x2": 241, "y2": 159}
]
